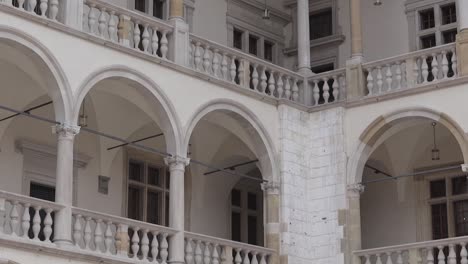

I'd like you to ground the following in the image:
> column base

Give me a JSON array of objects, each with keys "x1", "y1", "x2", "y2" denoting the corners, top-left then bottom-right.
[
  {"x1": 456, "y1": 30, "x2": 468, "y2": 77},
  {"x1": 345, "y1": 58, "x2": 366, "y2": 100}
]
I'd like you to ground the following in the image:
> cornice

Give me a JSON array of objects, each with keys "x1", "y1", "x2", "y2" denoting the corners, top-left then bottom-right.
[{"x1": 228, "y1": 0, "x2": 291, "y2": 23}]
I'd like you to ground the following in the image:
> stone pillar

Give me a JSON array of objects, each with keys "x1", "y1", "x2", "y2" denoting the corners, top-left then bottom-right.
[
  {"x1": 59, "y1": 0, "x2": 84, "y2": 30},
  {"x1": 350, "y1": 0, "x2": 363, "y2": 61},
  {"x1": 261, "y1": 181, "x2": 281, "y2": 264},
  {"x1": 169, "y1": 0, "x2": 184, "y2": 20},
  {"x1": 165, "y1": 156, "x2": 190, "y2": 264},
  {"x1": 168, "y1": 0, "x2": 190, "y2": 66},
  {"x1": 296, "y1": 0, "x2": 312, "y2": 75},
  {"x1": 345, "y1": 183, "x2": 365, "y2": 264},
  {"x1": 52, "y1": 123, "x2": 80, "y2": 247},
  {"x1": 456, "y1": 0, "x2": 468, "y2": 76}
]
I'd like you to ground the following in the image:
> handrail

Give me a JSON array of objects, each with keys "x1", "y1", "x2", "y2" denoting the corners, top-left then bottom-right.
[{"x1": 0, "y1": 190, "x2": 64, "y2": 210}]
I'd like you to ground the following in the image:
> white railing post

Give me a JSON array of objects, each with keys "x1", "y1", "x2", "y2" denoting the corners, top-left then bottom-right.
[
  {"x1": 59, "y1": 0, "x2": 84, "y2": 29},
  {"x1": 0, "y1": 198, "x2": 4, "y2": 234}
]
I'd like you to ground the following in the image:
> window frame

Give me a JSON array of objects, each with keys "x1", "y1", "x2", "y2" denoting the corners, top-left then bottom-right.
[
  {"x1": 309, "y1": 7, "x2": 334, "y2": 41},
  {"x1": 129, "y1": 0, "x2": 169, "y2": 20},
  {"x1": 229, "y1": 25, "x2": 278, "y2": 64}
]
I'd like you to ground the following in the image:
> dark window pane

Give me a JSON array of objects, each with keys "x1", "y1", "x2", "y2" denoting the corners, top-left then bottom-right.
[
  {"x1": 431, "y1": 203, "x2": 448, "y2": 239},
  {"x1": 310, "y1": 8, "x2": 333, "y2": 40},
  {"x1": 128, "y1": 185, "x2": 144, "y2": 221},
  {"x1": 129, "y1": 160, "x2": 144, "y2": 182},
  {"x1": 165, "y1": 169, "x2": 170, "y2": 190},
  {"x1": 148, "y1": 166, "x2": 162, "y2": 187},
  {"x1": 443, "y1": 29, "x2": 457, "y2": 44},
  {"x1": 430, "y1": 179, "x2": 446, "y2": 198},
  {"x1": 312, "y1": 63, "x2": 335, "y2": 74},
  {"x1": 441, "y1": 4, "x2": 457, "y2": 25},
  {"x1": 420, "y1": 9, "x2": 435, "y2": 30},
  {"x1": 421, "y1": 34, "x2": 437, "y2": 49},
  {"x1": 165, "y1": 194, "x2": 169, "y2": 226},
  {"x1": 249, "y1": 35, "x2": 258, "y2": 55},
  {"x1": 231, "y1": 212, "x2": 241, "y2": 242},
  {"x1": 264, "y1": 41, "x2": 273, "y2": 62},
  {"x1": 454, "y1": 200, "x2": 468, "y2": 237},
  {"x1": 231, "y1": 189, "x2": 241, "y2": 207},
  {"x1": 153, "y1": 0, "x2": 164, "y2": 19},
  {"x1": 248, "y1": 192, "x2": 257, "y2": 210},
  {"x1": 147, "y1": 191, "x2": 162, "y2": 224},
  {"x1": 248, "y1": 215, "x2": 257, "y2": 245},
  {"x1": 30, "y1": 182, "x2": 55, "y2": 202},
  {"x1": 135, "y1": 0, "x2": 146, "y2": 12},
  {"x1": 452, "y1": 176, "x2": 468, "y2": 195},
  {"x1": 233, "y1": 29, "x2": 243, "y2": 50}
]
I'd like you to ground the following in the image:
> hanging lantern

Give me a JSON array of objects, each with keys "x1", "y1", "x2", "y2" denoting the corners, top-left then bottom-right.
[
  {"x1": 374, "y1": 0, "x2": 382, "y2": 6},
  {"x1": 431, "y1": 122, "x2": 440, "y2": 161}
]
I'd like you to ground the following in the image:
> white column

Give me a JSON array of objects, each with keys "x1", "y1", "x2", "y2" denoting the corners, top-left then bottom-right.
[
  {"x1": 457, "y1": 0, "x2": 468, "y2": 32},
  {"x1": 52, "y1": 123, "x2": 80, "y2": 247},
  {"x1": 297, "y1": 0, "x2": 312, "y2": 75},
  {"x1": 164, "y1": 156, "x2": 190, "y2": 264},
  {"x1": 168, "y1": 0, "x2": 190, "y2": 66},
  {"x1": 169, "y1": 0, "x2": 184, "y2": 20},
  {"x1": 350, "y1": 0, "x2": 363, "y2": 61},
  {"x1": 60, "y1": 0, "x2": 84, "y2": 30}
]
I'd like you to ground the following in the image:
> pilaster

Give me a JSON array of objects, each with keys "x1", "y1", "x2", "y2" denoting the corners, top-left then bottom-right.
[
  {"x1": 168, "y1": 18, "x2": 190, "y2": 66},
  {"x1": 346, "y1": 58, "x2": 366, "y2": 100},
  {"x1": 59, "y1": 0, "x2": 84, "y2": 30},
  {"x1": 345, "y1": 183, "x2": 365, "y2": 264}
]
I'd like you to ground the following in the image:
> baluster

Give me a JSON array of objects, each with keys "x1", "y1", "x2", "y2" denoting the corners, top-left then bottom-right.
[
  {"x1": 413, "y1": 57, "x2": 420, "y2": 85},
  {"x1": 292, "y1": 78, "x2": 299, "y2": 102},
  {"x1": 376, "y1": 66, "x2": 383, "y2": 94},
  {"x1": 427, "y1": 247, "x2": 434, "y2": 264},
  {"x1": 340, "y1": 74, "x2": 346, "y2": 100},
  {"x1": 238, "y1": 60, "x2": 245, "y2": 87},
  {"x1": 276, "y1": 74, "x2": 284, "y2": 98},
  {"x1": 98, "y1": 8, "x2": 107, "y2": 38},
  {"x1": 259, "y1": 67, "x2": 267, "y2": 93},
  {"x1": 323, "y1": 78, "x2": 330, "y2": 103},
  {"x1": 152, "y1": 28, "x2": 160, "y2": 56},
  {"x1": 284, "y1": 76, "x2": 291, "y2": 100},
  {"x1": 151, "y1": 232, "x2": 159, "y2": 262},
  {"x1": 438, "y1": 246, "x2": 446, "y2": 264},
  {"x1": 160, "y1": 31, "x2": 169, "y2": 59},
  {"x1": 94, "y1": 219, "x2": 103, "y2": 251},
  {"x1": 142, "y1": 24, "x2": 150, "y2": 53},
  {"x1": 49, "y1": 0, "x2": 58, "y2": 20},
  {"x1": 385, "y1": 252, "x2": 393, "y2": 264},
  {"x1": 259, "y1": 254, "x2": 267, "y2": 264},
  {"x1": 448, "y1": 244, "x2": 456, "y2": 264},
  {"x1": 88, "y1": 4, "x2": 96, "y2": 34},
  {"x1": 160, "y1": 233, "x2": 169, "y2": 264},
  {"x1": 204, "y1": 242, "x2": 211, "y2": 264},
  {"x1": 203, "y1": 45, "x2": 211, "y2": 73},
  {"x1": 385, "y1": 64, "x2": 393, "y2": 91},
  {"x1": 18, "y1": 0, "x2": 24, "y2": 10},
  {"x1": 195, "y1": 240, "x2": 203, "y2": 264},
  {"x1": 396, "y1": 251, "x2": 403, "y2": 264},
  {"x1": 234, "y1": 248, "x2": 242, "y2": 264},
  {"x1": 32, "y1": 206, "x2": 41, "y2": 240},
  {"x1": 332, "y1": 76, "x2": 339, "y2": 101},
  {"x1": 194, "y1": 42, "x2": 202, "y2": 70},
  {"x1": 141, "y1": 229, "x2": 149, "y2": 260},
  {"x1": 43, "y1": 208, "x2": 53, "y2": 242},
  {"x1": 28, "y1": 0, "x2": 37, "y2": 13},
  {"x1": 268, "y1": 71, "x2": 276, "y2": 96},
  {"x1": 376, "y1": 254, "x2": 383, "y2": 264},
  {"x1": 73, "y1": 215, "x2": 83, "y2": 247},
  {"x1": 230, "y1": 56, "x2": 237, "y2": 82},
  {"x1": 84, "y1": 217, "x2": 92, "y2": 249},
  {"x1": 221, "y1": 53, "x2": 228, "y2": 80},
  {"x1": 133, "y1": 21, "x2": 141, "y2": 50},
  {"x1": 212, "y1": 49, "x2": 220, "y2": 78},
  {"x1": 115, "y1": 224, "x2": 129, "y2": 256},
  {"x1": 461, "y1": 243, "x2": 468, "y2": 264},
  {"x1": 251, "y1": 64, "x2": 259, "y2": 89},
  {"x1": 421, "y1": 56, "x2": 429, "y2": 83},
  {"x1": 452, "y1": 48, "x2": 458, "y2": 77},
  {"x1": 251, "y1": 252, "x2": 258, "y2": 264},
  {"x1": 10, "y1": 201, "x2": 19, "y2": 236},
  {"x1": 21, "y1": 203, "x2": 30, "y2": 238},
  {"x1": 441, "y1": 50, "x2": 449, "y2": 79},
  {"x1": 366, "y1": 68, "x2": 374, "y2": 95},
  {"x1": 364, "y1": 255, "x2": 370, "y2": 264},
  {"x1": 131, "y1": 227, "x2": 140, "y2": 259},
  {"x1": 212, "y1": 244, "x2": 220, "y2": 264},
  {"x1": 431, "y1": 53, "x2": 439, "y2": 81},
  {"x1": 395, "y1": 62, "x2": 402, "y2": 90},
  {"x1": 186, "y1": 238, "x2": 194, "y2": 264},
  {"x1": 104, "y1": 221, "x2": 113, "y2": 254},
  {"x1": 312, "y1": 79, "x2": 320, "y2": 105},
  {"x1": 242, "y1": 250, "x2": 251, "y2": 264},
  {"x1": 0, "y1": 198, "x2": 5, "y2": 234},
  {"x1": 108, "y1": 11, "x2": 116, "y2": 42}
]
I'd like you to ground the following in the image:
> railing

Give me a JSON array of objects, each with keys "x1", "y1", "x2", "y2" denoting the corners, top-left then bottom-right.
[
  {"x1": 83, "y1": 0, "x2": 173, "y2": 60},
  {"x1": 72, "y1": 207, "x2": 177, "y2": 263},
  {"x1": 308, "y1": 69, "x2": 347, "y2": 106},
  {"x1": 0, "y1": 190, "x2": 63, "y2": 243},
  {"x1": 363, "y1": 43, "x2": 457, "y2": 97},
  {"x1": 189, "y1": 34, "x2": 305, "y2": 104},
  {"x1": 354, "y1": 236, "x2": 468, "y2": 264},
  {"x1": 184, "y1": 231, "x2": 275, "y2": 264},
  {"x1": 3, "y1": 0, "x2": 61, "y2": 21}
]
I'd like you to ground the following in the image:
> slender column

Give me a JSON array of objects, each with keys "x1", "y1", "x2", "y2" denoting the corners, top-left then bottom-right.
[
  {"x1": 296, "y1": 0, "x2": 312, "y2": 75},
  {"x1": 346, "y1": 183, "x2": 365, "y2": 264},
  {"x1": 52, "y1": 123, "x2": 80, "y2": 246},
  {"x1": 457, "y1": 0, "x2": 468, "y2": 31},
  {"x1": 168, "y1": 0, "x2": 189, "y2": 66},
  {"x1": 170, "y1": 0, "x2": 184, "y2": 20},
  {"x1": 261, "y1": 181, "x2": 280, "y2": 264},
  {"x1": 350, "y1": 0, "x2": 363, "y2": 61},
  {"x1": 456, "y1": 0, "x2": 468, "y2": 76},
  {"x1": 164, "y1": 156, "x2": 190, "y2": 264}
]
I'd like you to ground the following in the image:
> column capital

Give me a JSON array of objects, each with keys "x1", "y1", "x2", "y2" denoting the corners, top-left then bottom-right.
[
  {"x1": 52, "y1": 124, "x2": 80, "y2": 139},
  {"x1": 261, "y1": 181, "x2": 280, "y2": 195},
  {"x1": 164, "y1": 155, "x2": 190, "y2": 171},
  {"x1": 347, "y1": 183, "x2": 365, "y2": 196}
]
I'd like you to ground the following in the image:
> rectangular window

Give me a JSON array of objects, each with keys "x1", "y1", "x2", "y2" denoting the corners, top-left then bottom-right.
[
  {"x1": 128, "y1": 185, "x2": 144, "y2": 221},
  {"x1": 248, "y1": 192, "x2": 257, "y2": 210},
  {"x1": 454, "y1": 200, "x2": 468, "y2": 236},
  {"x1": 264, "y1": 41, "x2": 274, "y2": 62},
  {"x1": 248, "y1": 215, "x2": 257, "y2": 245},
  {"x1": 420, "y1": 9, "x2": 435, "y2": 30},
  {"x1": 153, "y1": 0, "x2": 164, "y2": 19},
  {"x1": 233, "y1": 29, "x2": 243, "y2": 50},
  {"x1": 231, "y1": 211, "x2": 241, "y2": 242},
  {"x1": 431, "y1": 203, "x2": 448, "y2": 239},
  {"x1": 30, "y1": 182, "x2": 55, "y2": 202},
  {"x1": 430, "y1": 179, "x2": 446, "y2": 198},
  {"x1": 135, "y1": 0, "x2": 146, "y2": 13},
  {"x1": 311, "y1": 63, "x2": 335, "y2": 74},
  {"x1": 249, "y1": 35, "x2": 258, "y2": 56},
  {"x1": 452, "y1": 176, "x2": 468, "y2": 195},
  {"x1": 421, "y1": 34, "x2": 437, "y2": 49},
  {"x1": 443, "y1": 29, "x2": 458, "y2": 44},
  {"x1": 309, "y1": 8, "x2": 333, "y2": 40},
  {"x1": 441, "y1": 4, "x2": 457, "y2": 25}
]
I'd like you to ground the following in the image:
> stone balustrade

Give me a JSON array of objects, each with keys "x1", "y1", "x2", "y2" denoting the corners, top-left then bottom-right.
[
  {"x1": 0, "y1": 190, "x2": 63, "y2": 243},
  {"x1": 354, "y1": 236, "x2": 468, "y2": 264},
  {"x1": 3, "y1": 0, "x2": 60, "y2": 20},
  {"x1": 363, "y1": 43, "x2": 457, "y2": 97},
  {"x1": 308, "y1": 69, "x2": 346, "y2": 106},
  {"x1": 184, "y1": 231, "x2": 275, "y2": 264},
  {"x1": 72, "y1": 207, "x2": 176, "y2": 262},
  {"x1": 83, "y1": 0, "x2": 173, "y2": 60},
  {"x1": 189, "y1": 34, "x2": 305, "y2": 104}
]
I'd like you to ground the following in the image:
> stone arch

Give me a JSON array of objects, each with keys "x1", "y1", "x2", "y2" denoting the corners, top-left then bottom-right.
[
  {"x1": 183, "y1": 99, "x2": 278, "y2": 182},
  {"x1": 347, "y1": 107, "x2": 468, "y2": 186},
  {"x1": 73, "y1": 65, "x2": 182, "y2": 155},
  {"x1": 0, "y1": 25, "x2": 71, "y2": 121}
]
